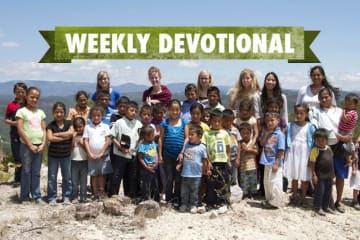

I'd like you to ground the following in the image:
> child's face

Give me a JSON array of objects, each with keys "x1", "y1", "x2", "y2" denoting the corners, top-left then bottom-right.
[
  {"x1": 77, "y1": 94, "x2": 88, "y2": 109},
  {"x1": 169, "y1": 103, "x2": 181, "y2": 120},
  {"x1": 188, "y1": 130, "x2": 201, "y2": 144},
  {"x1": 190, "y1": 108, "x2": 202, "y2": 123},
  {"x1": 26, "y1": 89, "x2": 40, "y2": 109},
  {"x1": 74, "y1": 122, "x2": 85, "y2": 135},
  {"x1": 144, "y1": 131, "x2": 155, "y2": 143},
  {"x1": 344, "y1": 98, "x2": 357, "y2": 111},
  {"x1": 265, "y1": 74, "x2": 277, "y2": 91},
  {"x1": 149, "y1": 72, "x2": 161, "y2": 88},
  {"x1": 315, "y1": 136, "x2": 327, "y2": 148},
  {"x1": 240, "y1": 128, "x2": 251, "y2": 142},
  {"x1": 53, "y1": 107, "x2": 65, "y2": 122},
  {"x1": 265, "y1": 115, "x2": 280, "y2": 130},
  {"x1": 239, "y1": 107, "x2": 251, "y2": 120},
  {"x1": 319, "y1": 91, "x2": 332, "y2": 108},
  {"x1": 117, "y1": 103, "x2": 127, "y2": 115},
  {"x1": 267, "y1": 103, "x2": 280, "y2": 113},
  {"x1": 294, "y1": 107, "x2": 307, "y2": 123},
  {"x1": 14, "y1": 86, "x2": 26, "y2": 101},
  {"x1": 186, "y1": 89, "x2": 197, "y2": 102},
  {"x1": 153, "y1": 109, "x2": 165, "y2": 121},
  {"x1": 210, "y1": 115, "x2": 222, "y2": 130},
  {"x1": 241, "y1": 74, "x2": 253, "y2": 89},
  {"x1": 91, "y1": 110, "x2": 103, "y2": 125},
  {"x1": 207, "y1": 91, "x2": 219, "y2": 107},
  {"x1": 126, "y1": 107, "x2": 138, "y2": 120},
  {"x1": 222, "y1": 116, "x2": 234, "y2": 129},
  {"x1": 98, "y1": 96, "x2": 110, "y2": 108},
  {"x1": 140, "y1": 109, "x2": 152, "y2": 124}
]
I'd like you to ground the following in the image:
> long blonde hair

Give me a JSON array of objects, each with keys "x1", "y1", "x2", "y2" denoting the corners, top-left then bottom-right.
[
  {"x1": 228, "y1": 68, "x2": 260, "y2": 102},
  {"x1": 196, "y1": 70, "x2": 214, "y2": 93}
]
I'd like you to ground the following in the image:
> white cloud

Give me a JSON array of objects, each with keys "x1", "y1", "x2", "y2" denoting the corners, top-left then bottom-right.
[
  {"x1": 178, "y1": 60, "x2": 200, "y2": 68},
  {"x1": 1, "y1": 41, "x2": 19, "y2": 47}
]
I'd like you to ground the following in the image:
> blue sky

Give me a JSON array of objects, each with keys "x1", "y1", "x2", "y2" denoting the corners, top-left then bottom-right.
[{"x1": 0, "y1": 0, "x2": 359, "y2": 90}]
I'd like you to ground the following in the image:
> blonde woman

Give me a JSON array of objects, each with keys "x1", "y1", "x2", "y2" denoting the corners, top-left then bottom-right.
[
  {"x1": 91, "y1": 71, "x2": 120, "y2": 110},
  {"x1": 197, "y1": 70, "x2": 214, "y2": 106}
]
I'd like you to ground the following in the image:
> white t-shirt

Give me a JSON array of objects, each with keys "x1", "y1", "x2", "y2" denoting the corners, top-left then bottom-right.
[
  {"x1": 296, "y1": 85, "x2": 336, "y2": 108},
  {"x1": 83, "y1": 122, "x2": 110, "y2": 155}
]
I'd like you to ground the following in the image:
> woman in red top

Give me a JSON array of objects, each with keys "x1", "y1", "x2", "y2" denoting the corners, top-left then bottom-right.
[{"x1": 143, "y1": 66, "x2": 172, "y2": 107}]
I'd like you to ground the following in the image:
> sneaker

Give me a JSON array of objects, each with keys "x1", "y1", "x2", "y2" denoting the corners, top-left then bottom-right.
[
  {"x1": 217, "y1": 205, "x2": 228, "y2": 214},
  {"x1": 48, "y1": 200, "x2": 57, "y2": 206},
  {"x1": 72, "y1": 199, "x2": 79, "y2": 204},
  {"x1": 352, "y1": 201, "x2": 360, "y2": 210},
  {"x1": 35, "y1": 198, "x2": 46, "y2": 205},
  {"x1": 335, "y1": 202, "x2": 345, "y2": 213},
  {"x1": 314, "y1": 208, "x2": 326, "y2": 216},
  {"x1": 63, "y1": 198, "x2": 71, "y2": 205},
  {"x1": 190, "y1": 207, "x2": 197, "y2": 214},
  {"x1": 197, "y1": 206, "x2": 206, "y2": 214},
  {"x1": 323, "y1": 208, "x2": 336, "y2": 215},
  {"x1": 179, "y1": 205, "x2": 188, "y2": 212}
]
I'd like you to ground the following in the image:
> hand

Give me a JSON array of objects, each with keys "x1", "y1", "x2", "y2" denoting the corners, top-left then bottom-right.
[
  {"x1": 312, "y1": 175, "x2": 318, "y2": 185},
  {"x1": 147, "y1": 165, "x2": 155, "y2": 173},
  {"x1": 235, "y1": 159, "x2": 240, "y2": 168},
  {"x1": 88, "y1": 153, "x2": 98, "y2": 161},
  {"x1": 227, "y1": 161, "x2": 232, "y2": 169},
  {"x1": 158, "y1": 156, "x2": 164, "y2": 165},
  {"x1": 177, "y1": 153, "x2": 184, "y2": 162},
  {"x1": 272, "y1": 163, "x2": 279, "y2": 172},
  {"x1": 146, "y1": 96, "x2": 152, "y2": 106},
  {"x1": 36, "y1": 144, "x2": 45, "y2": 153},
  {"x1": 352, "y1": 169, "x2": 357, "y2": 176},
  {"x1": 176, "y1": 163, "x2": 182, "y2": 172},
  {"x1": 29, "y1": 144, "x2": 38, "y2": 154}
]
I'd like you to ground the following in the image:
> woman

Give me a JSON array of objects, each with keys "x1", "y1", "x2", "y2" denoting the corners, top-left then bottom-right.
[
  {"x1": 142, "y1": 66, "x2": 172, "y2": 107},
  {"x1": 91, "y1": 71, "x2": 120, "y2": 110},
  {"x1": 197, "y1": 70, "x2": 214, "y2": 106}
]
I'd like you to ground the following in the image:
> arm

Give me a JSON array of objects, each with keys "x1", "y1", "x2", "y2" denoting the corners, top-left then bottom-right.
[
  {"x1": 272, "y1": 149, "x2": 284, "y2": 172},
  {"x1": 158, "y1": 126, "x2": 165, "y2": 164},
  {"x1": 309, "y1": 161, "x2": 318, "y2": 185},
  {"x1": 226, "y1": 145, "x2": 231, "y2": 168},
  {"x1": 178, "y1": 124, "x2": 190, "y2": 162},
  {"x1": 37, "y1": 120, "x2": 47, "y2": 153},
  {"x1": 259, "y1": 130, "x2": 271, "y2": 147},
  {"x1": 97, "y1": 136, "x2": 110, "y2": 158},
  {"x1": 138, "y1": 152, "x2": 154, "y2": 173},
  {"x1": 83, "y1": 138, "x2": 96, "y2": 160},
  {"x1": 4, "y1": 118, "x2": 17, "y2": 127},
  {"x1": 16, "y1": 118, "x2": 38, "y2": 153},
  {"x1": 47, "y1": 128, "x2": 64, "y2": 143},
  {"x1": 53, "y1": 125, "x2": 74, "y2": 139},
  {"x1": 251, "y1": 122, "x2": 259, "y2": 146}
]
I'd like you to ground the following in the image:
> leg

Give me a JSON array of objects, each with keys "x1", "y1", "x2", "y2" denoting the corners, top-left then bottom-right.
[
  {"x1": 180, "y1": 177, "x2": 190, "y2": 208},
  {"x1": 313, "y1": 179, "x2": 325, "y2": 210},
  {"x1": 335, "y1": 177, "x2": 344, "y2": 204},
  {"x1": 111, "y1": 155, "x2": 127, "y2": 196},
  {"x1": 322, "y1": 178, "x2": 333, "y2": 209},
  {"x1": 141, "y1": 169, "x2": 151, "y2": 201},
  {"x1": 292, "y1": 179, "x2": 299, "y2": 202},
  {"x1": 300, "y1": 180, "x2": 309, "y2": 204},
  {"x1": 165, "y1": 157, "x2": 175, "y2": 202},
  {"x1": 98, "y1": 175, "x2": 106, "y2": 196},
  {"x1": 189, "y1": 178, "x2": 201, "y2": 208},
  {"x1": 198, "y1": 175, "x2": 207, "y2": 204},
  {"x1": 47, "y1": 156, "x2": 59, "y2": 201},
  {"x1": 31, "y1": 151, "x2": 43, "y2": 201},
  {"x1": 263, "y1": 166, "x2": 271, "y2": 201},
  {"x1": 268, "y1": 167, "x2": 283, "y2": 207},
  {"x1": 79, "y1": 161, "x2": 88, "y2": 201},
  {"x1": 92, "y1": 175, "x2": 99, "y2": 198},
  {"x1": 11, "y1": 138, "x2": 22, "y2": 182},
  {"x1": 126, "y1": 157, "x2": 138, "y2": 198},
  {"x1": 71, "y1": 161, "x2": 80, "y2": 200},
  {"x1": 19, "y1": 144, "x2": 31, "y2": 201},
  {"x1": 60, "y1": 156, "x2": 72, "y2": 200},
  {"x1": 151, "y1": 170, "x2": 160, "y2": 202}
]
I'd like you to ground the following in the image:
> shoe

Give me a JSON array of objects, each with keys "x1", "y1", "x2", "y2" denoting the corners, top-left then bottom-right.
[
  {"x1": 197, "y1": 206, "x2": 206, "y2": 214},
  {"x1": 323, "y1": 208, "x2": 336, "y2": 214},
  {"x1": 48, "y1": 200, "x2": 57, "y2": 206},
  {"x1": 179, "y1": 205, "x2": 188, "y2": 212},
  {"x1": 63, "y1": 198, "x2": 71, "y2": 205},
  {"x1": 217, "y1": 205, "x2": 228, "y2": 214},
  {"x1": 35, "y1": 198, "x2": 46, "y2": 205},
  {"x1": 190, "y1": 207, "x2": 197, "y2": 214},
  {"x1": 314, "y1": 208, "x2": 326, "y2": 216},
  {"x1": 72, "y1": 199, "x2": 79, "y2": 204},
  {"x1": 19, "y1": 199, "x2": 31, "y2": 205},
  {"x1": 352, "y1": 201, "x2": 360, "y2": 210},
  {"x1": 335, "y1": 202, "x2": 345, "y2": 213}
]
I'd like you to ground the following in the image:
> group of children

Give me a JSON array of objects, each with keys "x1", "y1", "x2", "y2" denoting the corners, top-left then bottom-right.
[{"x1": 5, "y1": 69, "x2": 360, "y2": 216}]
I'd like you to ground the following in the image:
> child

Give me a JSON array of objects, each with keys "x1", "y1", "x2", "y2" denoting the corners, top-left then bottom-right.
[
  {"x1": 71, "y1": 117, "x2": 88, "y2": 203},
  {"x1": 5, "y1": 82, "x2": 27, "y2": 184},
  {"x1": 110, "y1": 101, "x2": 143, "y2": 198},
  {"x1": 158, "y1": 99, "x2": 187, "y2": 206},
  {"x1": 181, "y1": 83, "x2": 198, "y2": 122},
  {"x1": 67, "y1": 91, "x2": 90, "y2": 122},
  {"x1": 16, "y1": 87, "x2": 46, "y2": 204},
  {"x1": 350, "y1": 149, "x2": 360, "y2": 209},
  {"x1": 237, "y1": 123, "x2": 259, "y2": 197},
  {"x1": 264, "y1": 97, "x2": 287, "y2": 132},
  {"x1": 259, "y1": 112, "x2": 285, "y2": 208},
  {"x1": 94, "y1": 90, "x2": 115, "y2": 125},
  {"x1": 139, "y1": 104, "x2": 153, "y2": 126},
  {"x1": 337, "y1": 93, "x2": 358, "y2": 166},
  {"x1": 284, "y1": 104, "x2": 316, "y2": 206},
  {"x1": 151, "y1": 103, "x2": 166, "y2": 143},
  {"x1": 83, "y1": 105, "x2": 112, "y2": 199},
  {"x1": 47, "y1": 102, "x2": 74, "y2": 205},
  {"x1": 234, "y1": 98, "x2": 259, "y2": 146},
  {"x1": 202, "y1": 108, "x2": 211, "y2": 127},
  {"x1": 197, "y1": 70, "x2": 213, "y2": 106},
  {"x1": 310, "y1": 128, "x2": 335, "y2": 216},
  {"x1": 137, "y1": 125, "x2": 160, "y2": 202},
  {"x1": 222, "y1": 109, "x2": 241, "y2": 185},
  {"x1": 204, "y1": 86, "x2": 225, "y2": 111},
  {"x1": 203, "y1": 109, "x2": 231, "y2": 209},
  {"x1": 110, "y1": 96, "x2": 130, "y2": 125},
  {"x1": 177, "y1": 125, "x2": 209, "y2": 213}
]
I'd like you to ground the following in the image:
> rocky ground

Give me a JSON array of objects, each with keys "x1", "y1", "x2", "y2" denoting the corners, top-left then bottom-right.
[{"x1": 0, "y1": 166, "x2": 359, "y2": 240}]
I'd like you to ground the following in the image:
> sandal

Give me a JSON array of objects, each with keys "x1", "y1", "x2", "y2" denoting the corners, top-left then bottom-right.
[{"x1": 335, "y1": 201, "x2": 345, "y2": 213}]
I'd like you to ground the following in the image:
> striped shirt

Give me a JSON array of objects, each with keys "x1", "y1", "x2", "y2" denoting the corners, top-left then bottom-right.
[
  {"x1": 47, "y1": 120, "x2": 72, "y2": 158},
  {"x1": 339, "y1": 110, "x2": 358, "y2": 134},
  {"x1": 160, "y1": 118, "x2": 186, "y2": 158}
]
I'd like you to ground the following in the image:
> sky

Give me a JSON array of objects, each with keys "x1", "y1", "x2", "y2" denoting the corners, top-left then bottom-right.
[{"x1": 0, "y1": 0, "x2": 360, "y2": 90}]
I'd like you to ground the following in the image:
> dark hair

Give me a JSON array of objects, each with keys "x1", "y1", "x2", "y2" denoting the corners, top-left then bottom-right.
[
  {"x1": 210, "y1": 109, "x2": 223, "y2": 119},
  {"x1": 239, "y1": 98, "x2": 253, "y2": 111},
  {"x1": 73, "y1": 116, "x2": 86, "y2": 128},
  {"x1": 116, "y1": 96, "x2": 130, "y2": 106},
  {"x1": 222, "y1": 108, "x2": 234, "y2": 118},
  {"x1": 184, "y1": 83, "x2": 197, "y2": 96},
  {"x1": 189, "y1": 124, "x2": 204, "y2": 137},
  {"x1": 294, "y1": 104, "x2": 309, "y2": 113},
  {"x1": 140, "y1": 104, "x2": 152, "y2": 115},
  {"x1": 314, "y1": 128, "x2": 329, "y2": 140},
  {"x1": 169, "y1": 99, "x2": 181, "y2": 109},
  {"x1": 310, "y1": 65, "x2": 339, "y2": 100},
  {"x1": 27, "y1": 86, "x2": 41, "y2": 95},
  {"x1": 127, "y1": 100, "x2": 139, "y2": 110},
  {"x1": 96, "y1": 90, "x2": 110, "y2": 101},
  {"x1": 52, "y1": 101, "x2": 66, "y2": 114},
  {"x1": 13, "y1": 82, "x2": 27, "y2": 92},
  {"x1": 265, "y1": 97, "x2": 283, "y2": 113},
  {"x1": 90, "y1": 105, "x2": 104, "y2": 115},
  {"x1": 238, "y1": 122, "x2": 252, "y2": 132},
  {"x1": 152, "y1": 102, "x2": 166, "y2": 113},
  {"x1": 317, "y1": 87, "x2": 333, "y2": 101},
  {"x1": 190, "y1": 102, "x2": 204, "y2": 114},
  {"x1": 264, "y1": 111, "x2": 280, "y2": 119},
  {"x1": 75, "y1": 90, "x2": 88, "y2": 101},
  {"x1": 260, "y1": 72, "x2": 283, "y2": 115},
  {"x1": 139, "y1": 124, "x2": 155, "y2": 140},
  {"x1": 207, "y1": 86, "x2": 222, "y2": 103},
  {"x1": 345, "y1": 93, "x2": 359, "y2": 105}
]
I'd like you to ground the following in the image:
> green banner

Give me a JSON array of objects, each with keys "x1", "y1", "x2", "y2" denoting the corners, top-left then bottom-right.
[{"x1": 39, "y1": 26, "x2": 320, "y2": 63}]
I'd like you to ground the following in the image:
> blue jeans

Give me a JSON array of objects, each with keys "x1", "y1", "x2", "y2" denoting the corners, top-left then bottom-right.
[
  {"x1": 181, "y1": 177, "x2": 201, "y2": 208},
  {"x1": 20, "y1": 144, "x2": 43, "y2": 201},
  {"x1": 313, "y1": 178, "x2": 332, "y2": 210},
  {"x1": 11, "y1": 137, "x2": 21, "y2": 182},
  {"x1": 47, "y1": 156, "x2": 72, "y2": 201},
  {"x1": 71, "y1": 160, "x2": 88, "y2": 201},
  {"x1": 141, "y1": 168, "x2": 160, "y2": 202}
]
